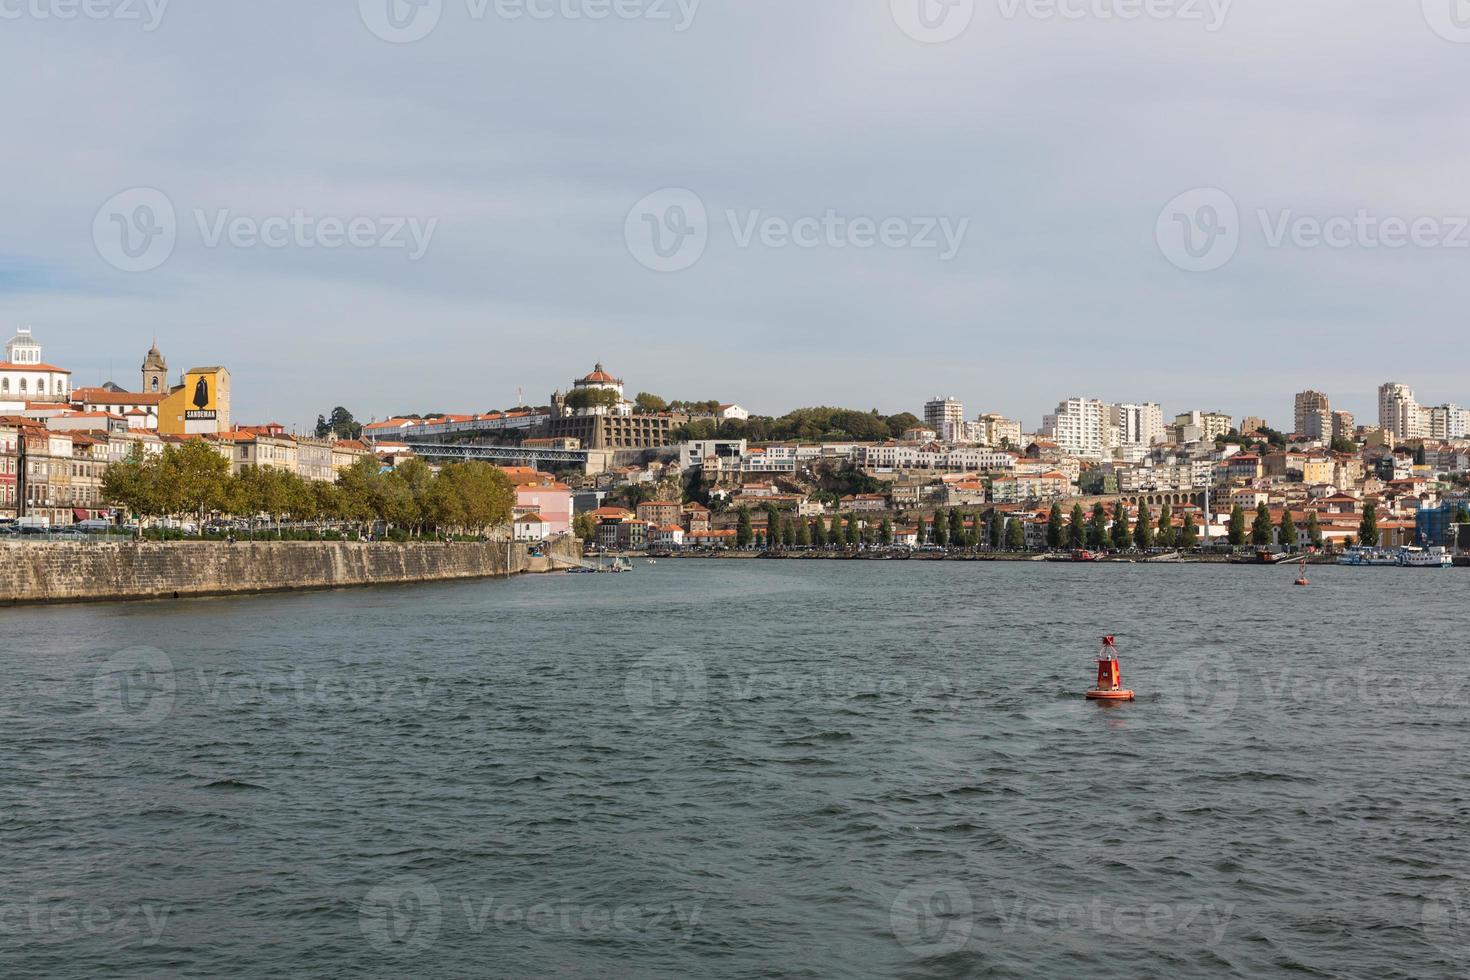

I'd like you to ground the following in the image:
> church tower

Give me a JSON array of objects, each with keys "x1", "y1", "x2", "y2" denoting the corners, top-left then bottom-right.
[{"x1": 142, "y1": 342, "x2": 168, "y2": 394}]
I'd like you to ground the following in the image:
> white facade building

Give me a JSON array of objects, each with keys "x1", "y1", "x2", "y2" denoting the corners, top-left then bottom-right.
[
  {"x1": 1112, "y1": 403, "x2": 1164, "y2": 448},
  {"x1": 1428, "y1": 404, "x2": 1469, "y2": 440},
  {"x1": 0, "y1": 328, "x2": 71, "y2": 404},
  {"x1": 1050, "y1": 397, "x2": 1111, "y2": 460},
  {"x1": 1379, "y1": 382, "x2": 1429, "y2": 440},
  {"x1": 923, "y1": 396, "x2": 966, "y2": 442}
]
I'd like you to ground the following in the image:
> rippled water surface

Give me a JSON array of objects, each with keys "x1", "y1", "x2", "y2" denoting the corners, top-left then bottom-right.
[{"x1": 4, "y1": 560, "x2": 1469, "y2": 978}]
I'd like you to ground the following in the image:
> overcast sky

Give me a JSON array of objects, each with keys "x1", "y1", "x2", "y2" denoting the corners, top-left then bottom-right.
[{"x1": 2, "y1": 0, "x2": 1467, "y2": 432}]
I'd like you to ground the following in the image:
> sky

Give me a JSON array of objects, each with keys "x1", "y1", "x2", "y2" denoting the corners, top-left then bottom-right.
[{"x1": 1, "y1": 0, "x2": 1467, "y2": 433}]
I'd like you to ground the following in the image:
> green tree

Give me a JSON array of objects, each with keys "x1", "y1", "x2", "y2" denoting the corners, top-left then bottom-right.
[
  {"x1": 1279, "y1": 508, "x2": 1299, "y2": 548},
  {"x1": 988, "y1": 509, "x2": 1003, "y2": 549},
  {"x1": 1005, "y1": 518, "x2": 1025, "y2": 551},
  {"x1": 162, "y1": 440, "x2": 232, "y2": 525},
  {"x1": 1068, "y1": 504, "x2": 1086, "y2": 549},
  {"x1": 1087, "y1": 503, "x2": 1108, "y2": 549},
  {"x1": 1306, "y1": 510, "x2": 1323, "y2": 549},
  {"x1": 573, "y1": 512, "x2": 598, "y2": 540},
  {"x1": 315, "y1": 406, "x2": 363, "y2": 440},
  {"x1": 101, "y1": 444, "x2": 159, "y2": 534},
  {"x1": 736, "y1": 507, "x2": 753, "y2": 548},
  {"x1": 795, "y1": 516, "x2": 811, "y2": 548},
  {"x1": 1228, "y1": 504, "x2": 1246, "y2": 546},
  {"x1": 914, "y1": 515, "x2": 927, "y2": 546},
  {"x1": 933, "y1": 510, "x2": 949, "y2": 548},
  {"x1": 1134, "y1": 501, "x2": 1153, "y2": 550},
  {"x1": 1453, "y1": 504, "x2": 1470, "y2": 526},
  {"x1": 845, "y1": 514, "x2": 860, "y2": 547},
  {"x1": 1180, "y1": 512, "x2": 1199, "y2": 550},
  {"x1": 948, "y1": 509, "x2": 966, "y2": 548},
  {"x1": 880, "y1": 517, "x2": 894, "y2": 546},
  {"x1": 1047, "y1": 503, "x2": 1064, "y2": 549},
  {"x1": 1252, "y1": 502, "x2": 1273, "y2": 546},
  {"x1": 634, "y1": 392, "x2": 669, "y2": 413},
  {"x1": 1111, "y1": 502, "x2": 1131, "y2": 549},
  {"x1": 1156, "y1": 503, "x2": 1174, "y2": 549},
  {"x1": 1359, "y1": 502, "x2": 1379, "y2": 547}
]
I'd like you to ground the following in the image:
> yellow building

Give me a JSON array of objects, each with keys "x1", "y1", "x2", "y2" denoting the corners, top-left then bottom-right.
[{"x1": 158, "y1": 367, "x2": 231, "y2": 436}]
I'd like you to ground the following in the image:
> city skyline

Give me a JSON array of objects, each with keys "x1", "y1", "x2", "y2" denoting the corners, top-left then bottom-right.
[
  {"x1": 11, "y1": 324, "x2": 1465, "y2": 440},
  {"x1": 2, "y1": 4, "x2": 1467, "y2": 429}
]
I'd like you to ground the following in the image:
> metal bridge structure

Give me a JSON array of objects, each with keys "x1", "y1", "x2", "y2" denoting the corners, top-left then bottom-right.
[{"x1": 400, "y1": 442, "x2": 588, "y2": 469}]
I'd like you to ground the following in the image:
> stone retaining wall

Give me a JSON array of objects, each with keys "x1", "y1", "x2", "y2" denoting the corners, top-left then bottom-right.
[{"x1": 0, "y1": 535, "x2": 580, "y2": 605}]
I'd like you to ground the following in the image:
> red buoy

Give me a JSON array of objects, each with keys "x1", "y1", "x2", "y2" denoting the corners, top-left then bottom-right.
[{"x1": 1086, "y1": 635, "x2": 1135, "y2": 701}]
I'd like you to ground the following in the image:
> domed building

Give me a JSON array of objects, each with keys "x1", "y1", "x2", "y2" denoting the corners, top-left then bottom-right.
[
  {"x1": 547, "y1": 363, "x2": 685, "y2": 450},
  {"x1": 0, "y1": 327, "x2": 71, "y2": 404}
]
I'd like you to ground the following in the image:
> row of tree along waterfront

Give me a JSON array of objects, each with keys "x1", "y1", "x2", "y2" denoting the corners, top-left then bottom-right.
[
  {"x1": 731, "y1": 500, "x2": 1426, "y2": 551},
  {"x1": 101, "y1": 441, "x2": 514, "y2": 538}
]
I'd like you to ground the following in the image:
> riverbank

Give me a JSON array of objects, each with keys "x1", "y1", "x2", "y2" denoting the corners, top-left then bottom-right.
[
  {"x1": 655, "y1": 550, "x2": 1336, "y2": 564},
  {"x1": 0, "y1": 536, "x2": 580, "y2": 605}
]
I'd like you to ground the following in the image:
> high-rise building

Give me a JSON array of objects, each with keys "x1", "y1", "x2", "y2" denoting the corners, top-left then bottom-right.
[
  {"x1": 1240, "y1": 416, "x2": 1269, "y2": 436},
  {"x1": 1379, "y1": 382, "x2": 1429, "y2": 440},
  {"x1": 1429, "y1": 404, "x2": 1470, "y2": 440},
  {"x1": 1293, "y1": 390, "x2": 1331, "y2": 441},
  {"x1": 1051, "y1": 397, "x2": 1110, "y2": 460},
  {"x1": 1111, "y1": 403, "x2": 1164, "y2": 447},
  {"x1": 923, "y1": 397, "x2": 966, "y2": 442},
  {"x1": 1332, "y1": 411, "x2": 1355, "y2": 443}
]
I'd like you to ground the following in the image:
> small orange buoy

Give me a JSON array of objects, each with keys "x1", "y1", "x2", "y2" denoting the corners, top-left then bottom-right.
[
  {"x1": 1294, "y1": 558, "x2": 1310, "y2": 587},
  {"x1": 1086, "y1": 635, "x2": 1135, "y2": 701}
]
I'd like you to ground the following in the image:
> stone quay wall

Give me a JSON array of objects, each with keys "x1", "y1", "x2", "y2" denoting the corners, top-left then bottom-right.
[{"x1": 0, "y1": 535, "x2": 580, "y2": 605}]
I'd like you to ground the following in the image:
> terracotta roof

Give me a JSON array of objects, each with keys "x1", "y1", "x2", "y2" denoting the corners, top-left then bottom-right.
[{"x1": 0, "y1": 362, "x2": 71, "y2": 373}]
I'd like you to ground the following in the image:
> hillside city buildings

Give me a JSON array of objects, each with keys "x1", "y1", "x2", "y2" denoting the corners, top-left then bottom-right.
[{"x1": 2, "y1": 328, "x2": 1468, "y2": 554}]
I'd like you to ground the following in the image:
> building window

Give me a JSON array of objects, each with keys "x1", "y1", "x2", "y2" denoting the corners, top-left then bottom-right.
[{"x1": 18, "y1": 380, "x2": 25, "y2": 394}]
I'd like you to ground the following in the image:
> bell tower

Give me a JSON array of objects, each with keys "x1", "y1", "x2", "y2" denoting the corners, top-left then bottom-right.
[{"x1": 141, "y1": 342, "x2": 168, "y2": 394}]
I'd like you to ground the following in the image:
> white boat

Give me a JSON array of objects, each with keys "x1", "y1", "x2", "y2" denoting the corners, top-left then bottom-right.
[
  {"x1": 1397, "y1": 546, "x2": 1453, "y2": 568},
  {"x1": 1337, "y1": 546, "x2": 1400, "y2": 566}
]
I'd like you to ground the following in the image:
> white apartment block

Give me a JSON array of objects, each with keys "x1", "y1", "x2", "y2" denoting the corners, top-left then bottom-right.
[
  {"x1": 862, "y1": 444, "x2": 1017, "y2": 473},
  {"x1": 1050, "y1": 397, "x2": 1110, "y2": 460},
  {"x1": 976, "y1": 413, "x2": 1023, "y2": 448},
  {"x1": 923, "y1": 397, "x2": 966, "y2": 442},
  {"x1": 1379, "y1": 382, "x2": 1429, "y2": 440},
  {"x1": 1112, "y1": 403, "x2": 1164, "y2": 447},
  {"x1": 1429, "y1": 404, "x2": 1469, "y2": 440}
]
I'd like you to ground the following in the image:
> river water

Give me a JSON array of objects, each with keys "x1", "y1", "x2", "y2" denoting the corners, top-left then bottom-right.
[{"x1": 2, "y1": 560, "x2": 1467, "y2": 978}]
